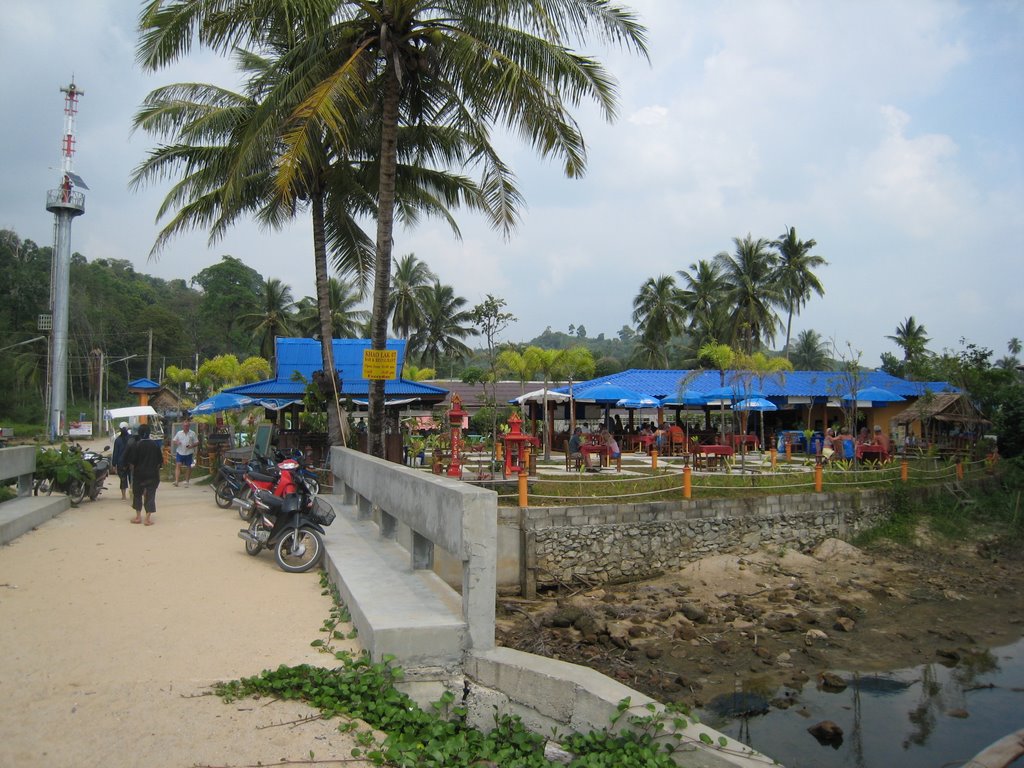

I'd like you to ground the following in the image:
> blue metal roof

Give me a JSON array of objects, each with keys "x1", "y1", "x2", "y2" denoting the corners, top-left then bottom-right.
[
  {"x1": 225, "y1": 338, "x2": 448, "y2": 400},
  {"x1": 553, "y1": 369, "x2": 956, "y2": 402},
  {"x1": 127, "y1": 377, "x2": 161, "y2": 390}
]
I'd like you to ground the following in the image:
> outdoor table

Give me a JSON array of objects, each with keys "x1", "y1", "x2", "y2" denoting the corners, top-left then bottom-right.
[
  {"x1": 856, "y1": 444, "x2": 889, "y2": 463},
  {"x1": 581, "y1": 443, "x2": 609, "y2": 467},
  {"x1": 730, "y1": 434, "x2": 760, "y2": 451},
  {"x1": 696, "y1": 444, "x2": 734, "y2": 470},
  {"x1": 626, "y1": 434, "x2": 654, "y2": 453}
]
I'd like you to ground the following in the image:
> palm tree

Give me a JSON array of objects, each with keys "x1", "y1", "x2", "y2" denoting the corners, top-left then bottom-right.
[
  {"x1": 632, "y1": 275, "x2": 686, "y2": 353},
  {"x1": 886, "y1": 316, "x2": 930, "y2": 361},
  {"x1": 408, "y1": 282, "x2": 475, "y2": 372},
  {"x1": 523, "y1": 346, "x2": 571, "y2": 461},
  {"x1": 135, "y1": 7, "x2": 489, "y2": 450},
  {"x1": 294, "y1": 278, "x2": 369, "y2": 339},
  {"x1": 790, "y1": 329, "x2": 832, "y2": 370},
  {"x1": 238, "y1": 278, "x2": 295, "y2": 362},
  {"x1": 715, "y1": 235, "x2": 783, "y2": 354},
  {"x1": 771, "y1": 227, "x2": 827, "y2": 359},
  {"x1": 271, "y1": 1, "x2": 648, "y2": 456},
  {"x1": 390, "y1": 253, "x2": 435, "y2": 342},
  {"x1": 677, "y1": 259, "x2": 727, "y2": 347},
  {"x1": 629, "y1": 334, "x2": 670, "y2": 369},
  {"x1": 698, "y1": 341, "x2": 735, "y2": 442}
]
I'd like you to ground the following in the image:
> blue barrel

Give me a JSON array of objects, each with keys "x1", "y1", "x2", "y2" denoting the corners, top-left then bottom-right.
[{"x1": 809, "y1": 434, "x2": 824, "y2": 455}]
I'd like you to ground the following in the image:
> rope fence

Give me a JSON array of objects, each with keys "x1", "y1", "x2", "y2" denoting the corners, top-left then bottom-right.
[{"x1": 500, "y1": 453, "x2": 996, "y2": 507}]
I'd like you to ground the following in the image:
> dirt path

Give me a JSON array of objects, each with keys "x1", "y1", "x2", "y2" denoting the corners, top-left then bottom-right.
[
  {"x1": 0, "y1": 473, "x2": 362, "y2": 768},
  {"x1": 497, "y1": 535, "x2": 1024, "y2": 712}
]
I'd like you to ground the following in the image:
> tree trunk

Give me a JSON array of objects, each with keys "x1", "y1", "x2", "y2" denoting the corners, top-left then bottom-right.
[
  {"x1": 367, "y1": 60, "x2": 402, "y2": 458},
  {"x1": 312, "y1": 189, "x2": 343, "y2": 447}
]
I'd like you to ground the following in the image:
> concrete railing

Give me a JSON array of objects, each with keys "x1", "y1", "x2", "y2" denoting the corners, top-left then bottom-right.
[
  {"x1": 0, "y1": 446, "x2": 37, "y2": 497},
  {"x1": 0, "y1": 446, "x2": 70, "y2": 545},
  {"x1": 330, "y1": 446, "x2": 497, "y2": 653}
]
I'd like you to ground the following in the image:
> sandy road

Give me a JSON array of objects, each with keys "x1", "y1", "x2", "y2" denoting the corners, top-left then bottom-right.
[{"x1": 0, "y1": 471, "x2": 362, "y2": 768}]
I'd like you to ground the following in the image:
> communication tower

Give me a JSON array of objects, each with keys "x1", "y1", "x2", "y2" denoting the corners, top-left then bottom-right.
[{"x1": 45, "y1": 79, "x2": 87, "y2": 440}]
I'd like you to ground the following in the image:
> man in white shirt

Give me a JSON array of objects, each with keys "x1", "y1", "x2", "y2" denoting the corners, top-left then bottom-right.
[{"x1": 172, "y1": 419, "x2": 199, "y2": 486}]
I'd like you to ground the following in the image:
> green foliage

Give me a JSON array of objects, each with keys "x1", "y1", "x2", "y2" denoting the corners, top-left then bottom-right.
[
  {"x1": 994, "y1": 383, "x2": 1024, "y2": 458},
  {"x1": 35, "y1": 444, "x2": 94, "y2": 486}
]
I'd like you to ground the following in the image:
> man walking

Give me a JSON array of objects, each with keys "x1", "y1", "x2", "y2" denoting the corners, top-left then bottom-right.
[
  {"x1": 126, "y1": 424, "x2": 163, "y2": 525},
  {"x1": 172, "y1": 418, "x2": 198, "y2": 487}
]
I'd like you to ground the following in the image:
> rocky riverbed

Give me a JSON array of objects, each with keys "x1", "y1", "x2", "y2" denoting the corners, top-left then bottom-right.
[{"x1": 496, "y1": 534, "x2": 1024, "y2": 714}]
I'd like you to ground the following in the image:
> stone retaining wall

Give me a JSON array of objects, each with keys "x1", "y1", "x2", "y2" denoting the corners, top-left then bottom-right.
[{"x1": 520, "y1": 490, "x2": 889, "y2": 595}]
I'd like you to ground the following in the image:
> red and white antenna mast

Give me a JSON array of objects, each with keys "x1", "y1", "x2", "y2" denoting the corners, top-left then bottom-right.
[{"x1": 45, "y1": 78, "x2": 87, "y2": 440}]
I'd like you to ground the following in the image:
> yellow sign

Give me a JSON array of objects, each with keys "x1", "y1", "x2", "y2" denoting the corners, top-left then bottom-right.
[{"x1": 362, "y1": 349, "x2": 398, "y2": 380}]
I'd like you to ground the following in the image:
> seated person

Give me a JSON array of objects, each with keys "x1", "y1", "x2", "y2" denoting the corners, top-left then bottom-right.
[
  {"x1": 822, "y1": 427, "x2": 836, "y2": 461},
  {"x1": 567, "y1": 426, "x2": 591, "y2": 470},
  {"x1": 873, "y1": 425, "x2": 891, "y2": 455},
  {"x1": 604, "y1": 430, "x2": 620, "y2": 461},
  {"x1": 837, "y1": 427, "x2": 855, "y2": 459}
]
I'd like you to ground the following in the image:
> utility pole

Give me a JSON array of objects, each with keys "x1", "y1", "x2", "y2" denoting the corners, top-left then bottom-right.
[
  {"x1": 147, "y1": 328, "x2": 153, "y2": 380},
  {"x1": 45, "y1": 79, "x2": 87, "y2": 442}
]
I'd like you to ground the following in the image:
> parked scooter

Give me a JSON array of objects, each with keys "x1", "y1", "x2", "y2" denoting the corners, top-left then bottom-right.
[
  {"x1": 237, "y1": 467, "x2": 334, "y2": 573},
  {"x1": 233, "y1": 454, "x2": 298, "y2": 521},
  {"x1": 81, "y1": 445, "x2": 111, "y2": 501}
]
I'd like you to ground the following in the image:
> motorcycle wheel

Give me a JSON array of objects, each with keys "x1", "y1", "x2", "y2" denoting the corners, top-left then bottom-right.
[
  {"x1": 304, "y1": 476, "x2": 320, "y2": 497},
  {"x1": 274, "y1": 527, "x2": 323, "y2": 573},
  {"x1": 237, "y1": 487, "x2": 255, "y2": 521},
  {"x1": 214, "y1": 480, "x2": 235, "y2": 509},
  {"x1": 244, "y1": 519, "x2": 262, "y2": 556},
  {"x1": 68, "y1": 479, "x2": 86, "y2": 507}
]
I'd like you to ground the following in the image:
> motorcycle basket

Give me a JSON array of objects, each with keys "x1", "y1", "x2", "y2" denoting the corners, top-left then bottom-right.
[{"x1": 310, "y1": 497, "x2": 336, "y2": 526}]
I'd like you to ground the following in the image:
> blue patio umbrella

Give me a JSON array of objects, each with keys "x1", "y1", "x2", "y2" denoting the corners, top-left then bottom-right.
[
  {"x1": 190, "y1": 391, "x2": 256, "y2": 415},
  {"x1": 734, "y1": 398, "x2": 778, "y2": 451},
  {"x1": 574, "y1": 382, "x2": 655, "y2": 404},
  {"x1": 616, "y1": 395, "x2": 660, "y2": 409},
  {"x1": 850, "y1": 386, "x2": 905, "y2": 403},
  {"x1": 733, "y1": 397, "x2": 778, "y2": 412}
]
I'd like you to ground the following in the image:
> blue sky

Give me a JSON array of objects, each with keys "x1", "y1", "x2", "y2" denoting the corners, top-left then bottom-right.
[{"x1": 2, "y1": 0, "x2": 1021, "y2": 367}]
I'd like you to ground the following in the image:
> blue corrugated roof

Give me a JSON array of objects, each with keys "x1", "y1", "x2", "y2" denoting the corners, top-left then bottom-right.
[
  {"x1": 553, "y1": 369, "x2": 956, "y2": 402},
  {"x1": 127, "y1": 377, "x2": 161, "y2": 390},
  {"x1": 225, "y1": 338, "x2": 448, "y2": 400}
]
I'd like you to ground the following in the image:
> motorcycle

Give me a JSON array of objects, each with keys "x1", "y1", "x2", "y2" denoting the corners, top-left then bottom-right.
[
  {"x1": 212, "y1": 459, "x2": 261, "y2": 509},
  {"x1": 81, "y1": 445, "x2": 111, "y2": 501},
  {"x1": 237, "y1": 472, "x2": 335, "y2": 573},
  {"x1": 34, "y1": 443, "x2": 103, "y2": 506},
  {"x1": 233, "y1": 454, "x2": 296, "y2": 521}
]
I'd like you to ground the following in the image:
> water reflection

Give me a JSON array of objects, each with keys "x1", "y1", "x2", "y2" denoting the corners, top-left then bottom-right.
[{"x1": 702, "y1": 639, "x2": 1022, "y2": 768}]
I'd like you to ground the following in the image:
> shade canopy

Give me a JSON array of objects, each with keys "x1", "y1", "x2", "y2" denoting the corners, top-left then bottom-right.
[
  {"x1": 733, "y1": 397, "x2": 778, "y2": 412},
  {"x1": 511, "y1": 388, "x2": 571, "y2": 405},
  {"x1": 104, "y1": 405, "x2": 159, "y2": 419},
  {"x1": 190, "y1": 391, "x2": 256, "y2": 415}
]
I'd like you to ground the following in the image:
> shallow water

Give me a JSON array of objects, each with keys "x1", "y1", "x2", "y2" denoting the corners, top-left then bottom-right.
[{"x1": 703, "y1": 636, "x2": 1024, "y2": 768}]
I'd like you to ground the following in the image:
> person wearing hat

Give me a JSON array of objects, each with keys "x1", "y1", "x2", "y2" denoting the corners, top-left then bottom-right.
[{"x1": 111, "y1": 422, "x2": 135, "y2": 501}]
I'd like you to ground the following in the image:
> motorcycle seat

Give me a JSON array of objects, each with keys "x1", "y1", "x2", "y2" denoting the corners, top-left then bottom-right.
[
  {"x1": 255, "y1": 489, "x2": 283, "y2": 510},
  {"x1": 248, "y1": 471, "x2": 279, "y2": 483}
]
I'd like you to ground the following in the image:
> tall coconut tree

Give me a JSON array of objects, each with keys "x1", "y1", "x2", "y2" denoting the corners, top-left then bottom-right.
[
  {"x1": 715, "y1": 235, "x2": 783, "y2": 354},
  {"x1": 135, "y1": 15, "x2": 483, "y2": 447},
  {"x1": 677, "y1": 258, "x2": 727, "y2": 347},
  {"x1": 272, "y1": 0, "x2": 648, "y2": 457},
  {"x1": 790, "y1": 329, "x2": 832, "y2": 370},
  {"x1": 771, "y1": 227, "x2": 827, "y2": 359},
  {"x1": 294, "y1": 278, "x2": 369, "y2": 339},
  {"x1": 886, "y1": 316, "x2": 931, "y2": 362},
  {"x1": 632, "y1": 274, "x2": 686, "y2": 349},
  {"x1": 238, "y1": 277, "x2": 296, "y2": 362},
  {"x1": 389, "y1": 253, "x2": 435, "y2": 341},
  {"x1": 407, "y1": 282, "x2": 475, "y2": 372}
]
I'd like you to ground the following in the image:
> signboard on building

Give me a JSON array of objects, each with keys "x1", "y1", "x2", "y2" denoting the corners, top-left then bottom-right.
[
  {"x1": 362, "y1": 349, "x2": 398, "y2": 380},
  {"x1": 69, "y1": 421, "x2": 93, "y2": 437}
]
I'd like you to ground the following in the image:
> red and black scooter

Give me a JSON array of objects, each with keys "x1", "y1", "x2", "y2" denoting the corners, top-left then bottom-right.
[{"x1": 236, "y1": 457, "x2": 335, "y2": 573}]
